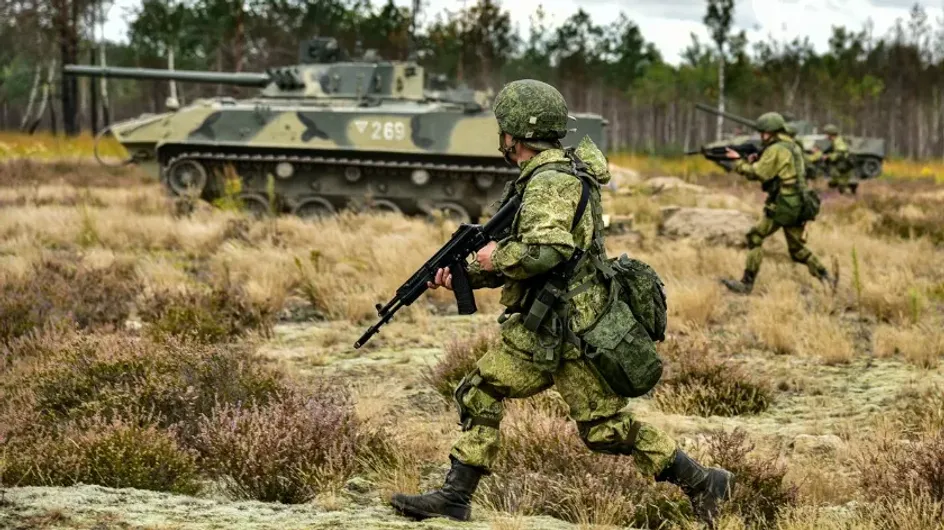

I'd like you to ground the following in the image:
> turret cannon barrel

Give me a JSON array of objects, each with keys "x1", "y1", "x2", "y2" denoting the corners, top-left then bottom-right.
[
  {"x1": 694, "y1": 102, "x2": 757, "y2": 130},
  {"x1": 63, "y1": 65, "x2": 272, "y2": 87}
]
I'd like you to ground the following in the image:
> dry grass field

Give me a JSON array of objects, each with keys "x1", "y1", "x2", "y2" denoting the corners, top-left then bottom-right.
[{"x1": 0, "y1": 149, "x2": 943, "y2": 530}]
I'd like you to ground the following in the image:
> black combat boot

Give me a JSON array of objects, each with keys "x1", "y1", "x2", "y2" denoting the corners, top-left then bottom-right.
[
  {"x1": 391, "y1": 457, "x2": 484, "y2": 521},
  {"x1": 657, "y1": 449, "x2": 734, "y2": 527},
  {"x1": 816, "y1": 269, "x2": 838, "y2": 293},
  {"x1": 721, "y1": 270, "x2": 755, "y2": 294}
]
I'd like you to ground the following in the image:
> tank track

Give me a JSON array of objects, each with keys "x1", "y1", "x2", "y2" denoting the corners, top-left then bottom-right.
[{"x1": 162, "y1": 150, "x2": 518, "y2": 221}]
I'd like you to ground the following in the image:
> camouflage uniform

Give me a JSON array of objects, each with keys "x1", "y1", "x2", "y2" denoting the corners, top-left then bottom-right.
[
  {"x1": 722, "y1": 112, "x2": 834, "y2": 294},
  {"x1": 736, "y1": 133, "x2": 828, "y2": 277},
  {"x1": 392, "y1": 79, "x2": 733, "y2": 526},
  {"x1": 812, "y1": 125, "x2": 857, "y2": 194},
  {"x1": 453, "y1": 146, "x2": 676, "y2": 476}
]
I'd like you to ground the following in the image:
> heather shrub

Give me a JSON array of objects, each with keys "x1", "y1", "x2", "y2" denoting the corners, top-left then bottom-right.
[
  {"x1": 655, "y1": 339, "x2": 773, "y2": 417},
  {"x1": 0, "y1": 332, "x2": 285, "y2": 439},
  {"x1": 423, "y1": 330, "x2": 495, "y2": 399},
  {"x1": 859, "y1": 429, "x2": 944, "y2": 504},
  {"x1": 0, "y1": 254, "x2": 138, "y2": 342},
  {"x1": 140, "y1": 279, "x2": 277, "y2": 344},
  {"x1": 479, "y1": 399, "x2": 690, "y2": 528},
  {"x1": 195, "y1": 387, "x2": 364, "y2": 503},
  {"x1": 705, "y1": 429, "x2": 798, "y2": 525},
  {"x1": 1, "y1": 416, "x2": 200, "y2": 494},
  {"x1": 864, "y1": 192, "x2": 944, "y2": 244}
]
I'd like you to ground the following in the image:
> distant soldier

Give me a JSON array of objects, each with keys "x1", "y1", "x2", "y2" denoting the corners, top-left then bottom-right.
[
  {"x1": 722, "y1": 112, "x2": 836, "y2": 294},
  {"x1": 391, "y1": 79, "x2": 734, "y2": 526},
  {"x1": 811, "y1": 124, "x2": 857, "y2": 194}
]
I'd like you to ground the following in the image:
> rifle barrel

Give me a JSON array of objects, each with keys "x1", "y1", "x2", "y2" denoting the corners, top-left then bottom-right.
[{"x1": 694, "y1": 103, "x2": 758, "y2": 130}]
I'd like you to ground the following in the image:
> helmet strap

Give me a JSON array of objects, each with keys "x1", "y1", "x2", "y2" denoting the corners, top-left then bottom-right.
[{"x1": 498, "y1": 132, "x2": 518, "y2": 166}]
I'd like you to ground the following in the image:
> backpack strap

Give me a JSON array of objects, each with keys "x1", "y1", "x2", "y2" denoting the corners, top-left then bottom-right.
[{"x1": 571, "y1": 173, "x2": 591, "y2": 231}]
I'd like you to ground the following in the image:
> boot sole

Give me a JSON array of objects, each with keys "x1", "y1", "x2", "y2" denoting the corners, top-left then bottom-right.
[
  {"x1": 723, "y1": 469, "x2": 736, "y2": 499},
  {"x1": 720, "y1": 279, "x2": 752, "y2": 295},
  {"x1": 698, "y1": 470, "x2": 736, "y2": 529},
  {"x1": 390, "y1": 497, "x2": 470, "y2": 522}
]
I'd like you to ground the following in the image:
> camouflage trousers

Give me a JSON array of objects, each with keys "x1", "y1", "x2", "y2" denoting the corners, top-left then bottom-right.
[
  {"x1": 449, "y1": 335, "x2": 677, "y2": 477},
  {"x1": 828, "y1": 170, "x2": 858, "y2": 194},
  {"x1": 745, "y1": 216, "x2": 828, "y2": 278}
]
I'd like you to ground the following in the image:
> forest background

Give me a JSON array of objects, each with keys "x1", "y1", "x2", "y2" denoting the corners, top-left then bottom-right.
[{"x1": 2, "y1": 0, "x2": 944, "y2": 158}]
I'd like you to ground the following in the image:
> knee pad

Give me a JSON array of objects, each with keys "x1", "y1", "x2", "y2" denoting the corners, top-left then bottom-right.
[
  {"x1": 453, "y1": 371, "x2": 504, "y2": 431},
  {"x1": 746, "y1": 230, "x2": 764, "y2": 249},
  {"x1": 577, "y1": 413, "x2": 641, "y2": 455}
]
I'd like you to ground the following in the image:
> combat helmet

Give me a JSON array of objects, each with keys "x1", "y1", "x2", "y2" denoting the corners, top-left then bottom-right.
[
  {"x1": 784, "y1": 123, "x2": 798, "y2": 137},
  {"x1": 755, "y1": 112, "x2": 786, "y2": 133},
  {"x1": 493, "y1": 79, "x2": 570, "y2": 151},
  {"x1": 822, "y1": 124, "x2": 840, "y2": 135}
]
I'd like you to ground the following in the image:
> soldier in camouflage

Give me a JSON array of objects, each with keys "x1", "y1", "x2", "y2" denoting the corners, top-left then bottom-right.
[
  {"x1": 391, "y1": 79, "x2": 733, "y2": 525},
  {"x1": 721, "y1": 112, "x2": 836, "y2": 294},
  {"x1": 811, "y1": 124, "x2": 857, "y2": 194}
]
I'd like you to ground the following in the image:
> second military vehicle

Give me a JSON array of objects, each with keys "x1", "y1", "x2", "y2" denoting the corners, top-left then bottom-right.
[
  {"x1": 691, "y1": 103, "x2": 885, "y2": 180},
  {"x1": 64, "y1": 38, "x2": 607, "y2": 223}
]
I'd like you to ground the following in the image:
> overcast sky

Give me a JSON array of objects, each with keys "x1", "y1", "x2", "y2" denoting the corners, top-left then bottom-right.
[{"x1": 101, "y1": 0, "x2": 939, "y2": 65}]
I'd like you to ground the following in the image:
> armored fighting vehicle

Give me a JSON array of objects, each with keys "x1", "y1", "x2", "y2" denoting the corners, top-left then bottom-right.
[
  {"x1": 64, "y1": 38, "x2": 607, "y2": 222},
  {"x1": 692, "y1": 103, "x2": 885, "y2": 180}
]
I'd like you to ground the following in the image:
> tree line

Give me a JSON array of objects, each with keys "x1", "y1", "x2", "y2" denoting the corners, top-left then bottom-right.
[{"x1": 2, "y1": 0, "x2": 944, "y2": 158}]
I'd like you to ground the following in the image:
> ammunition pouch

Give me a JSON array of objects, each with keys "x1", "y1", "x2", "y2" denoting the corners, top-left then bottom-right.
[
  {"x1": 761, "y1": 177, "x2": 781, "y2": 196},
  {"x1": 798, "y1": 189, "x2": 821, "y2": 223},
  {"x1": 522, "y1": 249, "x2": 585, "y2": 333},
  {"x1": 767, "y1": 191, "x2": 804, "y2": 227}
]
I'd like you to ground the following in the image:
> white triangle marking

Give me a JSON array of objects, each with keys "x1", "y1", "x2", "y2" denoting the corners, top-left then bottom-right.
[{"x1": 354, "y1": 120, "x2": 368, "y2": 133}]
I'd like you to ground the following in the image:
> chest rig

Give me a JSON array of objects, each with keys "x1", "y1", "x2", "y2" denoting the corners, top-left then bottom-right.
[{"x1": 511, "y1": 150, "x2": 611, "y2": 350}]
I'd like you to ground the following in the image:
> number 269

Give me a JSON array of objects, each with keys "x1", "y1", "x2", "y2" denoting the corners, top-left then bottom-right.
[{"x1": 371, "y1": 121, "x2": 406, "y2": 141}]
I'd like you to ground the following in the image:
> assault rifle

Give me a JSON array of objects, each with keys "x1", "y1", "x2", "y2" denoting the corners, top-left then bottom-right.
[
  {"x1": 807, "y1": 145, "x2": 835, "y2": 179},
  {"x1": 685, "y1": 142, "x2": 762, "y2": 163},
  {"x1": 354, "y1": 195, "x2": 522, "y2": 348}
]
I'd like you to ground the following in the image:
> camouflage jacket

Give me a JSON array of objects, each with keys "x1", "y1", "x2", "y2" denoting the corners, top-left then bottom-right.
[
  {"x1": 734, "y1": 133, "x2": 808, "y2": 225},
  {"x1": 468, "y1": 142, "x2": 611, "y2": 361},
  {"x1": 734, "y1": 132, "x2": 806, "y2": 192},
  {"x1": 809, "y1": 136, "x2": 851, "y2": 170}
]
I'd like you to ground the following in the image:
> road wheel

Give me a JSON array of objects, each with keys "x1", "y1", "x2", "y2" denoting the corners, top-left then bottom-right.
[{"x1": 166, "y1": 159, "x2": 208, "y2": 196}]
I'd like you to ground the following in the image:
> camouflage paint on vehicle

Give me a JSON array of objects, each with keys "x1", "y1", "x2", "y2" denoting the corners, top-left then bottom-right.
[
  {"x1": 692, "y1": 104, "x2": 886, "y2": 180},
  {"x1": 64, "y1": 38, "x2": 607, "y2": 222}
]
